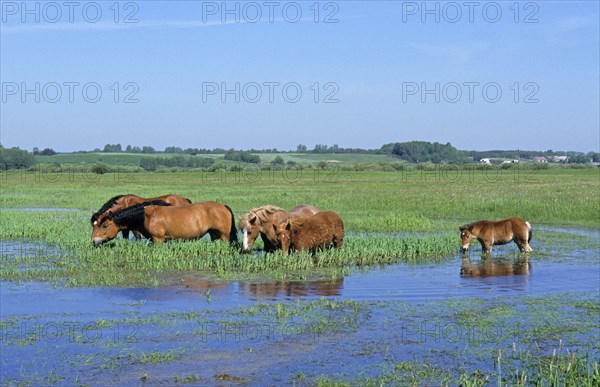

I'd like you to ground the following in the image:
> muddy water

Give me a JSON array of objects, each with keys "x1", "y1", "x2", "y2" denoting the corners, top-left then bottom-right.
[{"x1": 1, "y1": 227, "x2": 599, "y2": 385}]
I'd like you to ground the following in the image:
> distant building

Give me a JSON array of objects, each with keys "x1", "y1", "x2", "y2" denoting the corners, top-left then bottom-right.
[
  {"x1": 479, "y1": 158, "x2": 491, "y2": 165},
  {"x1": 533, "y1": 157, "x2": 547, "y2": 163},
  {"x1": 550, "y1": 156, "x2": 569, "y2": 163}
]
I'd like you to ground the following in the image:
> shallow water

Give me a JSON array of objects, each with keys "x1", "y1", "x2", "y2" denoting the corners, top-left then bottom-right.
[{"x1": 1, "y1": 226, "x2": 599, "y2": 385}]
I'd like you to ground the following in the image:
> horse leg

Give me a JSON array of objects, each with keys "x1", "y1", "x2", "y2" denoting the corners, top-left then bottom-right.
[
  {"x1": 151, "y1": 236, "x2": 165, "y2": 244},
  {"x1": 208, "y1": 230, "x2": 221, "y2": 241},
  {"x1": 480, "y1": 240, "x2": 492, "y2": 254},
  {"x1": 133, "y1": 230, "x2": 142, "y2": 240},
  {"x1": 122, "y1": 229, "x2": 130, "y2": 240},
  {"x1": 333, "y1": 235, "x2": 343, "y2": 249}
]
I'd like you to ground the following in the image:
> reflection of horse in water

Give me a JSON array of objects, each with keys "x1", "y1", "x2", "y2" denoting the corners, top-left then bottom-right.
[
  {"x1": 460, "y1": 256, "x2": 530, "y2": 277},
  {"x1": 241, "y1": 278, "x2": 344, "y2": 299}
]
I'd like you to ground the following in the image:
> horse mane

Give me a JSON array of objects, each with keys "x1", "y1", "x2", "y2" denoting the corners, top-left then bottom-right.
[
  {"x1": 238, "y1": 205, "x2": 284, "y2": 228},
  {"x1": 91, "y1": 194, "x2": 126, "y2": 224},
  {"x1": 101, "y1": 200, "x2": 171, "y2": 230}
]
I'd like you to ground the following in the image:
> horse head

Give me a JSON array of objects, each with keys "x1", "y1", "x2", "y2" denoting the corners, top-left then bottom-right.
[{"x1": 92, "y1": 212, "x2": 120, "y2": 247}]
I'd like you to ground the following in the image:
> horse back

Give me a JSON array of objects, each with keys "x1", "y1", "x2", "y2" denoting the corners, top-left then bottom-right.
[{"x1": 471, "y1": 217, "x2": 528, "y2": 240}]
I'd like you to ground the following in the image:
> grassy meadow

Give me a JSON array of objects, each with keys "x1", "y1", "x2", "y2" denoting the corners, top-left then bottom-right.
[{"x1": 0, "y1": 168, "x2": 598, "y2": 285}]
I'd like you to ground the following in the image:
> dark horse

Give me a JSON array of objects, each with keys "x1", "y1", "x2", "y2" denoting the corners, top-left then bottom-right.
[
  {"x1": 92, "y1": 200, "x2": 171, "y2": 246},
  {"x1": 91, "y1": 194, "x2": 191, "y2": 240},
  {"x1": 92, "y1": 201, "x2": 238, "y2": 246}
]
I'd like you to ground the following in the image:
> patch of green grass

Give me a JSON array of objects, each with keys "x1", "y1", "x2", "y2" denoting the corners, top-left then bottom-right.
[{"x1": 1, "y1": 169, "x2": 598, "y2": 285}]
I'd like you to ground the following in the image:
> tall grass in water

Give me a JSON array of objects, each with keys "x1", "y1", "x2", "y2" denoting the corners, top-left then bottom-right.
[{"x1": 0, "y1": 210, "x2": 457, "y2": 286}]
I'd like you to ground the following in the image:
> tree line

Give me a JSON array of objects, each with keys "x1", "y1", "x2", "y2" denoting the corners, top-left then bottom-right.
[{"x1": 2, "y1": 141, "x2": 598, "y2": 171}]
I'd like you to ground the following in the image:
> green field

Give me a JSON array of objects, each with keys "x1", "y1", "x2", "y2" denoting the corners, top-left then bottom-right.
[
  {"x1": 34, "y1": 152, "x2": 400, "y2": 166},
  {"x1": 0, "y1": 169, "x2": 598, "y2": 286}
]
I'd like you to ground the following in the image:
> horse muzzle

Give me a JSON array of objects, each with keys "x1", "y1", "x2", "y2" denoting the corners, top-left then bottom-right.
[{"x1": 93, "y1": 239, "x2": 105, "y2": 247}]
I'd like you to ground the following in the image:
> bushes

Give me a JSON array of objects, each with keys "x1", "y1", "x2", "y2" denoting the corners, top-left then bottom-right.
[{"x1": 0, "y1": 146, "x2": 35, "y2": 170}]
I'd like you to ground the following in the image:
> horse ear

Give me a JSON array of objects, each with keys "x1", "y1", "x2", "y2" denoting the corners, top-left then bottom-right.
[
  {"x1": 285, "y1": 221, "x2": 291, "y2": 231},
  {"x1": 272, "y1": 223, "x2": 278, "y2": 232},
  {"x1": 107, "y1": 211, "x2": 113, "y2": 220},
  {"x1": 249, "y1": 216, "x2": 257, "y2": 225},
  {"x1": 459, "y1": 225, "x2": 466, "y2": 231}
]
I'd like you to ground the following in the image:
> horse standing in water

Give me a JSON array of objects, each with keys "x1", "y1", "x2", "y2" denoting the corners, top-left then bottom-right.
[
  {"x1": 91, "y1": 194, "x2": 191, "y2": 240},
  {"x1": 272, "y1": 210, "x2": 344, "y2": 256},
  {"x1": 92, "y1": 201, "x2": 238, "y2": 246},
  {"x1": 459, "y1": 217, "x2": 533, "y2": 254},
  {"x1": 238, "y1": 205, "x2": 320, "y2": 253}
]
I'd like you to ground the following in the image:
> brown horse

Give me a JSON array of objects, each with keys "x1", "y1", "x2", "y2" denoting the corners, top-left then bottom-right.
[
  {"x1": 460, "y1": 256, "x2": 530, "y2": 277},
  {"x1": 238, "y1": 205, "x2": 320, "y2": 253},
  {"x1": 92, "y1": 200, "x2": 171, "y2": 246},
  {"x1": 459, "y1": 217, "x2": 532, "y2": 254},
  {"x1": 143, "y1": 202, "x2": 238, "y2": 244},
  {"x1": 91, "y1": 194, "x2": 191, "y2": 240},
  {"x1": 273, "y1": 211, "x2": 344, "y2": 255}
]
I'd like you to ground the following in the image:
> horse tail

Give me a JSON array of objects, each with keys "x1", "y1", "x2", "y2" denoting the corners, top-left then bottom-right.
[
  {"x1": 526, "y1": 221, "x2": 532, "y2": 242},
  {"x1": 224, "y1": 205, "x2": 239, "y2": 246}
]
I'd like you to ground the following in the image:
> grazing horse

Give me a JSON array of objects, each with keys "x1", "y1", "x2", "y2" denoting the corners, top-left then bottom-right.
[
  {"x1": 143, "y1": 202, "x2": 238, "y2": 244},
  {"x1": 273, "y1": 211, "x2": 344, "y2": 255},
  {"x1": 92, "y1": 201, "x2": 238, "y2": 246},
  {"x1": 91, "y1": 194, "x2": 191, "y2": 240},
  {"x1": 92, "y1": 200, "x2": 171, "y2": 246},
  {"x1": 460, "y1": 256, "x2": 530, "y2": 277},
  {"x1": 238, "y1": 205, "x2": 320, "y2": 253},
  {"x1": 459, "y1": 217, "x2": 533, "y2": 254}
]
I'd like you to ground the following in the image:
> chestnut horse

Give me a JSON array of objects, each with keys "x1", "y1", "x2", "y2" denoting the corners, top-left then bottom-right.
[
  {"x1": 459, "y1": 217, "x2": 532, "y2": 254},
  {"x1": 91, "y1": 194, "x2": 191, "y2": 240},
  {"x1": 143, "y1": 202, "x2": 238, "y2": 244},
  {"x1": 273, "y1": 210, "x2": 344, "y2": 255},
  {"x1": 238, "y1": 205, "x2": 320, "y2": 253},
  {"x1": 92, "y1": 200, "x2": 171, "y2": 246},
  {"x1": 92, "y1": 201, "x2": 238, "y2": 246}
]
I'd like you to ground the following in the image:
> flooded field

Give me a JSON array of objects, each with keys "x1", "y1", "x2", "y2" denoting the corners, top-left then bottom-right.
[{"x1": 1, "y1": 226, "x2": 598, "y2": 385}]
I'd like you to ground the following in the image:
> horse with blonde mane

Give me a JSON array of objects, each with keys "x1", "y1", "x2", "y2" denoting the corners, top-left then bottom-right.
[{"x1": 238, "y1": 205, "x2": 320, "y2": 253}]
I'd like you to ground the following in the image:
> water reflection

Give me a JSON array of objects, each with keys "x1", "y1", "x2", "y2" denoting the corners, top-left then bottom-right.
[
  {"x1": 176, "y1": 276, "x2": 344, "y2": 300},
  {"x1": 240, "y1": 279, "x2": 344, "y2": 300},
  {"x1": 460, "y1": 255, "x2": 530, "y2": 277}
]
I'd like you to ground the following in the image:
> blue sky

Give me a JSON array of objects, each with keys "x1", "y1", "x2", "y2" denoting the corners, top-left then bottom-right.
[{"x1": 1, "y1": 1, "x2": 598, "y2": 152}]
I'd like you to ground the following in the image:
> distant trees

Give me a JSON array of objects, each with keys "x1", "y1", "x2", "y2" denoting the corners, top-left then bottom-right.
[
  {"x1": 381, "y1": 141, "x2": 469, "y2": 163},
  {"x1": 103, "y1": 144, "x2": 122, "y2": 152},
  {"x1": 223, "y1": 149, "x2": 260, "y2": 163},
  {"x1": 39, "y1": 148, "x2": 57, "y2": 156},
  {"x1": 139, "y1": 155, "x2": 215, "y2": 171},
  {"x1": 32, "y1": 147, "x2": 56, "y2": 155},
  {"x1": 0, "y1": 145, "x2": 35, "y2": 170}
]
